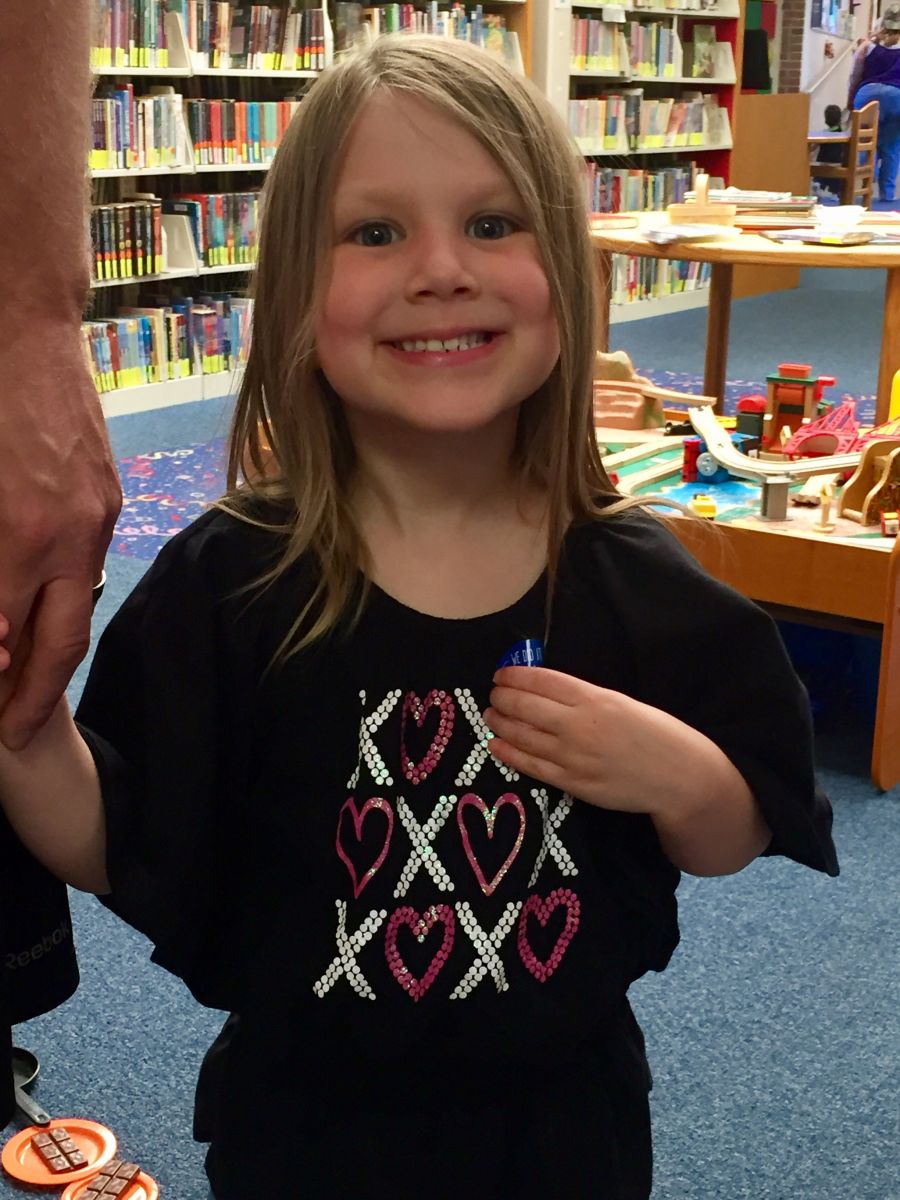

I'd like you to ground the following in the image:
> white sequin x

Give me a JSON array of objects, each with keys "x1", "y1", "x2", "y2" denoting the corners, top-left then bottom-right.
[
  {"x1": 394, "y1": 793, "x2": 456, "y2": 897},
  {"x1": 528, "y1": 789, "x2": 579, "y2": 886},
  {"x1": 450, "y1": 901, "x2": 522, "y2": 998},
  {"x1": 347, "y1": 688, "x2": 401, "y2": 790},
  {"x1": 313, "y1": 900, "x2": 386, "y2": 1000},
  {"x1": 453, "y1": 687, "x2": 519, "y2": 788}
]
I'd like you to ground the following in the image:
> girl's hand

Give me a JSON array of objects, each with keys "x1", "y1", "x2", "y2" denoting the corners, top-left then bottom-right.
[{"x1": 484, "y1": 666, "x2": 723, "y2": 819}]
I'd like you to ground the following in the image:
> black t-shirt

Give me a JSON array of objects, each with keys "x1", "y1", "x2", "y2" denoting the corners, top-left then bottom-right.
[{"x1": 75, "y1": 506, "x2": 837, "y2": 1197}]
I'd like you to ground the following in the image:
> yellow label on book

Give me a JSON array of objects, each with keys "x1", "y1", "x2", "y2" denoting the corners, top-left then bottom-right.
[
  {"x1": 674, "y1": 133, "x2": 688, "y2": 146},
  {"x1": 604, "y1": 135, "x2": 618, "y2": 150},
  {"x1": 160, "y1": 49, "x2": 169, "y2": 68},
  {"x1": 645, "y1": 135, "x2": 664, "y2": 148},
  {"x1": 115, "y1": 48, "x2": 125, "y2": 67},
  {"x1": 263, "y1": 53, "x2": 275, "y2": 70},
  {"x1": 663, "y1": 64, "x2": 674, "y2": 77},
  {"x1": 89, "y1": 149, "x2": 106, "y2": 170},
  {"x1": 689, "y1": 132, "x2": 704, "y2": 145}
]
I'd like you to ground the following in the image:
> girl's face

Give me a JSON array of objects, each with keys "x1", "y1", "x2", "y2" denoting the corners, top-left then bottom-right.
[{"x1": 314, "y1": 92, "x2": 560, "y2": 441}]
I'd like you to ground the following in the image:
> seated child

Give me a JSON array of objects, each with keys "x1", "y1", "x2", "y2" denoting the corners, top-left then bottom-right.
[{"x1": 812, "y1": 103, "x2": 848, "y2": 198}]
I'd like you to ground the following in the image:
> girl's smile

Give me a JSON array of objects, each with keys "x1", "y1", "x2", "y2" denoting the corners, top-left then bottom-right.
[
  {"x1": 314, "y1": 91, "x2": 560, "y2": 438},
  {"x1": 385, "y1": 328, "x2": 502, "y2": 366}
]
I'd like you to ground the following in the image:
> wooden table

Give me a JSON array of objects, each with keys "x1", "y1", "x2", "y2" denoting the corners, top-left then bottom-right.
[
  {"x1": 600, "y1": 430, "x2": 900, "y2": 790},
  {"x1": 591, "y1": 216, "x2": 900, "y2": 425},
  {"x1": 672, "y1": 516, "x2": 900, "y2": 791}
]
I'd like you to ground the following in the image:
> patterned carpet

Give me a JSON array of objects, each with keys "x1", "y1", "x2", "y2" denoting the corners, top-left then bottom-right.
[{"x1": 109, "y1": 372, "x2": 879, "y2": 560}]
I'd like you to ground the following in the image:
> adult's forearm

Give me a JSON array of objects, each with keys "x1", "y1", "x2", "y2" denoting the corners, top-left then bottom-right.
[
  {"x1": 0, "y1": 698, "x2": 109, "y2": 894},
  {"x1": 0, "y1": 0, "x2": 93, "y2": 321}
]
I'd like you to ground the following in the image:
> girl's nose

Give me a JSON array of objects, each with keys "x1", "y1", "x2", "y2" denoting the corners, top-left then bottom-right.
[{"x1": 405, "y1": 232, "x2": 481, "y2": 302}]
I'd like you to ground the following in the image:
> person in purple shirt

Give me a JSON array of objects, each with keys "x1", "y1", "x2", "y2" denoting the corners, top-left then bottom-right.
[{"x1": 849, "y1": 5, "x2": 900, "y2": 201}]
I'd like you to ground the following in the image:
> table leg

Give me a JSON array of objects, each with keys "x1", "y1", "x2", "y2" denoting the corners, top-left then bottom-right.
[
  {"x1": 876, "y1": 267, "x2": 900, "y2": 427},
  {"x1": 595, "y1": 248, "x2": 612, "y2": 353},
  {"x1": 704, "y1": 262, "x2": 733, "y2": 414},
  {"x1": 872, "y1": 542, "x2": 900, "y2": 791}
]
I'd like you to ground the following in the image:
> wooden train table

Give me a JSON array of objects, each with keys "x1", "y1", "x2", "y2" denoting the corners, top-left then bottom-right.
[
  {"x1": 601, "y1": 434, "x2": 900, "y2": 791},
  {"x1": 591, "y1": 217, "x2": 900, "y2": 426}
]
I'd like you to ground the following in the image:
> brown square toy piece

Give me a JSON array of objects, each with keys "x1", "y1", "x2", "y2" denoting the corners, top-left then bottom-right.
[
  {"x1": 30, "y1": 1128, "x2": 89, "y2": 1171},
  {"x1": 82, "y1": 1159, "x2": 142, "y2": 1197}
]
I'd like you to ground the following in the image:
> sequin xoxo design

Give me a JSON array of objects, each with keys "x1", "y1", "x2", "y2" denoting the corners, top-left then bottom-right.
[
  {"x1": 385, "y1": 904, "x2": 456, "y2": 1001},
  {"x1": 399, "y1": 690, "x2": 455, "y2": 785},
  {"x1": 336, "y1": 797, "x2": 394, "y2": 899},
  {"x1": 517, "y1": 889, "x2": 581, "y2": 982},
  {"x1": 456, "y1": 792, "x2": 526, "y2": 896}
]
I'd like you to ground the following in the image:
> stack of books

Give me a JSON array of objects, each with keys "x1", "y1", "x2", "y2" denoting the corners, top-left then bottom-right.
[{"x1": 682, "y1": 188, "x2": 818, "y2": 229}]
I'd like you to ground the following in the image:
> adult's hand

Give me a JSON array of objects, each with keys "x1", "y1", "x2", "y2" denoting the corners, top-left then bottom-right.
[{"x1": 0, "y1": 327, "x2": 122, "y2": 750}]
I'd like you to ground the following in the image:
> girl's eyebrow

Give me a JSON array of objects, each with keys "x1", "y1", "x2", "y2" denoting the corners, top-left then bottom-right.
[{"x1": 335, "y1": 180, "x2": 522, "y2": 213}]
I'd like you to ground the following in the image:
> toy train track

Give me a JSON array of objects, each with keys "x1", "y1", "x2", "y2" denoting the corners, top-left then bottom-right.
[{"x1": 686, "y1": 406, "x2": 861, "y2": 482}]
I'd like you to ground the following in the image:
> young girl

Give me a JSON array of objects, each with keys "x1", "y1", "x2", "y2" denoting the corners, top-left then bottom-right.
[{"x1": 0, "y1": 34, "x2": 837, "y2": 1199}]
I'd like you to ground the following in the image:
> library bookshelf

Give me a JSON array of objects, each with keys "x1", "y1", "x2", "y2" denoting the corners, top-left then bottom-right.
[
  {"x1": 86, "y1": 0, "x2": 538, "y2": 416},
  {"x1": 531, "y1": 0, "x2": 744, "y2": 322}
]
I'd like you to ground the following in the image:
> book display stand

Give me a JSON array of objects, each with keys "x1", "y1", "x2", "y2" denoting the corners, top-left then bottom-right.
[
  {"x1": 531, "y1": 0, "x2": 743, "y2": 322},
  {"x1": 86, "y1": 2, "x2": 337, "y2": 416},
  {"x1": 85, "y1": 0, "x2": 541, "y2": 416}
]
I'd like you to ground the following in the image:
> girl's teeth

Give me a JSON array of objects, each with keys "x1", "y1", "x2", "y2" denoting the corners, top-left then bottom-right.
[{"x1": 398, "y1": 333, "x2": 489, "y2": 352}]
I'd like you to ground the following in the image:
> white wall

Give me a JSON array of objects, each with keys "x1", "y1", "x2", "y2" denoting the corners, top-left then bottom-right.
[{"x1": 802, "y1": 0, "x2": 874, "y2": 128}]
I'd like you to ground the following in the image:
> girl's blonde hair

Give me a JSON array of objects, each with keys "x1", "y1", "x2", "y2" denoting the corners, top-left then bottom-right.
[{"x1": 220, "y1": 33, "x2": 628, "y2": 661}]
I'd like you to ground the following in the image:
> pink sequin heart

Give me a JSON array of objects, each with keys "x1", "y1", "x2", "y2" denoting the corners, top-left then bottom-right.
[
  {"x1": 335, "y1": 797, "x2": 394, "y2": 899},
  {"x1": 399, "y1": 689, "x2": 456, "y2": 785},
  {"x1": 517, "y1": 889, "x2": 581, "y2": 983},
  {"x1": 457, "y1": 792, "x2": 526, "y2": 896},
  {"x1": 385, "y1": 905, "x2": 456, "y2": 1002}
]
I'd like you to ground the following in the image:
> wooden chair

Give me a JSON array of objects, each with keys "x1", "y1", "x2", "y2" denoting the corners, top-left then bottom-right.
[{"x1": 808, "y1": 101, "x2": 879, "y2": 207}]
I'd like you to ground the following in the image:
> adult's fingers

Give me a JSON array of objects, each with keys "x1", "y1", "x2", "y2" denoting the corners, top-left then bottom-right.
[{"x1": 0, "y1": 577, "x2": 92, "y2": 751}]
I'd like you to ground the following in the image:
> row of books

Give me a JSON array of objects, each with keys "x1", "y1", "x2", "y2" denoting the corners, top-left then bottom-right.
[
  {"x1": 571, "y1": 19, "x2": 628, "y2": 75},
  {"x1": 573, "y1": 18, "x2": 722, "y2": 79},
  {"x1": 82, "y1": 294, "x2": 253, "y2": 393},
  {"x1": 91, "y1": 87, "x2": 188, "y2": 171},
  {"x1": 185, "y1": 99, "x2": 300, "y2": 165},
  {"x1": 164, "y1": 191, "x2": 261, "y2": 267},
  {"x1": 610, "y1": 255, "x2": 712, "y2": 306},
  {"x1": 570, "y1": 91, "x2": 727, "y2": 152},
  {"x1": 631, "y1": 0, "x2": 724, "y2": 9},
  {"x1": 335, "y1": 2, "x2": 511, "y2": 55},
  {"x1": 92, "y1": 0, "x2": 171, "y2": 69},
  {"x1": 626, "y1": 20, "x2": 681, "y2": 78},
  {"x1": 585, "y1": 163, "x2": 693, "y2": 215},
  {"x1": 167, "y1": 1, "x2": 328, "y2": 70},
  {"x1": 91, "y1": 200, "x2": 165, "y2": 282},
  {"x1": 90, "y1": 86, "x2": 302, "y2": 171}
]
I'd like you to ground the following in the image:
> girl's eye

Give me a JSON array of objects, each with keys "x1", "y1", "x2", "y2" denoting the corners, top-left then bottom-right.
[
  {"x1": 467, "y1": 214, "x2": 519, "y2": 240},
  {"x1": 350, "y1": 222, "x2": 398, "y2": 247}
]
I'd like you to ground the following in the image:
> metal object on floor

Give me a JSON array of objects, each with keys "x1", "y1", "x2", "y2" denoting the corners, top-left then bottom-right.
[{"x1": 11, "y1": 1046, "x2": 51, "y2": 1126}]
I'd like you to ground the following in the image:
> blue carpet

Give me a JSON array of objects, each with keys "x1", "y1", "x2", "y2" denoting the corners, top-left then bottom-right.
[
  {"x1": 614, "y1": 268, "x2": 884, "y2": 426},
  {"x1": 3, "y1": 277, "x2": 899, "y2": 1199}
]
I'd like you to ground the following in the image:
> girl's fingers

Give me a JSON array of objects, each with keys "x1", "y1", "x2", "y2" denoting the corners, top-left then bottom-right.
[
  {"x1": 488, "y1": 685, "x2": 566, "y2": 733},
  {"x1": 492, "y1": 666, "x2": 584, "y2": 705},
  {"x1": 487, "y1": 735, "x2": 566, "y2": 790},
  {"x1": 483, "y1": 707, "x2": 559, "y2": 761}
]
